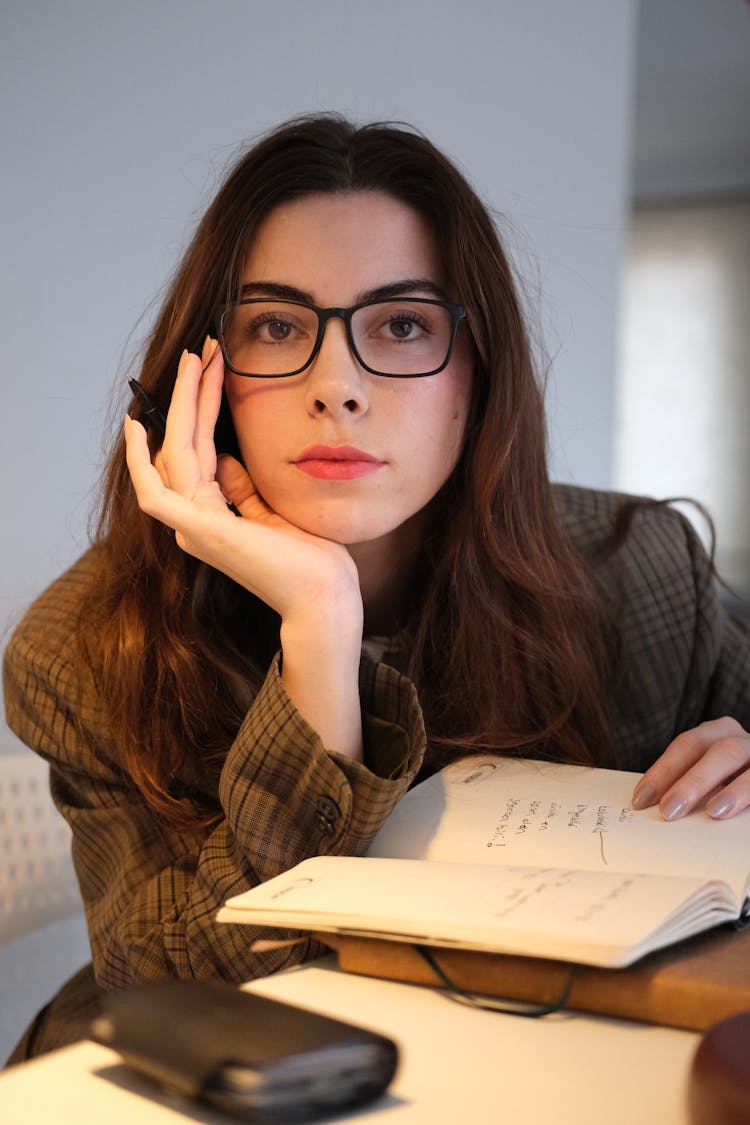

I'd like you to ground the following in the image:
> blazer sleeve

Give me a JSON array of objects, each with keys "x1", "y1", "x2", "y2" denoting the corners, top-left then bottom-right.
[{"x1": 3, "y1": 585, "x2": 426, "y2": 991}]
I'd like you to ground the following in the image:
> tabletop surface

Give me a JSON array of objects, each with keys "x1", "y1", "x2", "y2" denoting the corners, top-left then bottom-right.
[{"x1": 0, "y1": 961, "x2": 699, "y2": 1124}]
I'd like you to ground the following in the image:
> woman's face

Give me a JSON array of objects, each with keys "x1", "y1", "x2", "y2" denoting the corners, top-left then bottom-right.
[{"x1": 223, "y1": 191, "x2": 473, "y2": 550}]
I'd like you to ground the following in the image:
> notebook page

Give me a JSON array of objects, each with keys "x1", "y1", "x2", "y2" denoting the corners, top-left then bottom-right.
[{"x1": 368, "y1": 756, "x2": 749, "y2": 904}]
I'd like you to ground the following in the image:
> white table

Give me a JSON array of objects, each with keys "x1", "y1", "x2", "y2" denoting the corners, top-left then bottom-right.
[{"x1": 0, "y1": 962, "x2": 699, "y2": 1124}]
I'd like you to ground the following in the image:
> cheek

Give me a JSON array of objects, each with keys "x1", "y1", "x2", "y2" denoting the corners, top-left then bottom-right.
[
  {"x1": 224, "y1": 381, "x2": 286, "y2": 473},
  {"x1": 393, "y1": 385, "x2": 469, "y2": 509},
  {"x1": 424, "y1": 374, "x2": 472, "y2": 467}
]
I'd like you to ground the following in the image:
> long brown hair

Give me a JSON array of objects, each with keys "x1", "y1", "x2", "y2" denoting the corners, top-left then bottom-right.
[{"x1": 83, "y1": 114, "x2": 613, "y2": 829}]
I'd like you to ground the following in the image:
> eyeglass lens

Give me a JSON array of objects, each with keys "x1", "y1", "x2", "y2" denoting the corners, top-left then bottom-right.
[{"x1": 221, "y1": 300, "x2": 456, "y2": 377}]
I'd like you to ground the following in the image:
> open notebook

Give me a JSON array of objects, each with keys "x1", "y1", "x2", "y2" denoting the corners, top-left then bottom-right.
[{"x1": 217, "y1": 755, "x2": 750, "y2": 969}]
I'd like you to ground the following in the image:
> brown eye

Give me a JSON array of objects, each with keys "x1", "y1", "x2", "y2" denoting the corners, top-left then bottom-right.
[
  {"x1": 265, "y1": 320, "x2": 292, "y2": 342},
  {"x1": 388, "y1": 319, "x2": 416, "y2": 339}
]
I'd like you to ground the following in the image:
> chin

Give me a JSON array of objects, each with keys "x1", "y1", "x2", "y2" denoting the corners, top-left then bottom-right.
[
  {"x1": 276, "y1": 498, "x2": 404, "y2": 547},
  {"x1": 296, "y1": 514, "x2": 391, "y2": 546}
]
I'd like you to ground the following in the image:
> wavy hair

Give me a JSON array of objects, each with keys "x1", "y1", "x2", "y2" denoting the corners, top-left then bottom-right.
[{"x1": 81, "y1": 115, "x2": 614, "y2": 829}]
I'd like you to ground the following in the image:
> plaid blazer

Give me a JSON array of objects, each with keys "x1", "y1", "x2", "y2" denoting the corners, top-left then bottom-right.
[{"x1": 3, "y1": 485, "x2": 749, "y2": 1057}]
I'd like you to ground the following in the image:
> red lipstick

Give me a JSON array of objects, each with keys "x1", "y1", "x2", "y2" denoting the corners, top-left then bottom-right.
[{"x1": 292, "y1": 444, "x2": 385, "y2": 480}]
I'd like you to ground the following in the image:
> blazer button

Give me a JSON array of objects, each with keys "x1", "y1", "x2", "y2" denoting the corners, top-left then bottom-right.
[{"x1": 316, "y1": 795, "x2": 340, "y2": 821}]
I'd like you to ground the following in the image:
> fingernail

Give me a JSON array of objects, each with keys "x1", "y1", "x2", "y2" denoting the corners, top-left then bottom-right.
[
  {"x1": 661, "y1": 795, "x2": 688, "y2": 822},
  {"x1": 706, "y1": 793, "x2": 735, "y2": 819},
  {"x1": 178, "y1": 348, "x2": 189, "y2": 370},
  {"x1": 631, "y1": 782, "x2": 658, "y2": 810},
  {"x1": 201, "y1": 337, "x2": 219, "y2": 372}
]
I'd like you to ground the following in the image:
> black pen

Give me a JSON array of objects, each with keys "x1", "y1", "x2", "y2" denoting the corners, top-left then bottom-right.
[
  {"x1": 128, "y1": 378, "x2": 167, "y2": 437},
  {"x1": 127, "y1": 378, "x2": 241, "y2": 516}
]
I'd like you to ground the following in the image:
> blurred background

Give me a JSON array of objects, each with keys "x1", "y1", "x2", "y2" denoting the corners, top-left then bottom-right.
[
  {"x1": 0, "y1": 0, "x2": 748, "y2": 1062},
  {"x1": 617, "y1": 0, "x2": 750, "y2": 606}
]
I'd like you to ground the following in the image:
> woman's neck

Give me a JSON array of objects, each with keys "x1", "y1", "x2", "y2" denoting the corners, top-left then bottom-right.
[{"x1": 347, "y1": 511, "x2": 426, "y2": 637}]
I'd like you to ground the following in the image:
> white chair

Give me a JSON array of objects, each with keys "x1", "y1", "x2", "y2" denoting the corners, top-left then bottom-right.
[{"x1": 0, "y1": 743, "x2": 91, "y2": 1064}]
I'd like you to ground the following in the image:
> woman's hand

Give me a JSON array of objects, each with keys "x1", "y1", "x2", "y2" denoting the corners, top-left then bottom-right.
[
  {"x1": 631, "y1": 717, "x2": 750, "y2": 820},
  {"x1": 125, "y1": 342, "x2": 360, "y2": 617},
  {"x1": 124, "y1": 342, "x2": 365, "y2": 760}
]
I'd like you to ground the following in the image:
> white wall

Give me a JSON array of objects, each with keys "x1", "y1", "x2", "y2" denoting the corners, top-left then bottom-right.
[{"x1": 1, "y1": 1, "x2": 637, "y2": 750}]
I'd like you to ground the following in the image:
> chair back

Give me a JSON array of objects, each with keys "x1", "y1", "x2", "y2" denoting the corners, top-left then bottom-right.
[{"x1": 0, "y1": 752, "x2": 83, "y2": 945}]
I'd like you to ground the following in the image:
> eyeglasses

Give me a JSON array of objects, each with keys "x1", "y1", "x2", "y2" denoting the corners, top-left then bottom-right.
[{"x1": 216, "y1": 297, "x2": 466, "y2": 379}]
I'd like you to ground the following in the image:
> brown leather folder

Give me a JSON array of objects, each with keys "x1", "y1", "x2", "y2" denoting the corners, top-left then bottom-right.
[{"x1": 319, "y1": 923, "x2": 750, "y2": 1032}]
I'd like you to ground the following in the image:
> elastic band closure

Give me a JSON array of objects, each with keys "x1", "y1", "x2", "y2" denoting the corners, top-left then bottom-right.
[{"x1": 414, "y1": 946, "x2": 576, "y2": 1018}]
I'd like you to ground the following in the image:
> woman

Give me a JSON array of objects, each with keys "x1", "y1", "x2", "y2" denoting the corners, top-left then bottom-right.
[{"x1": 4, "y1": 114, "x2": 749, "y2": 1061}]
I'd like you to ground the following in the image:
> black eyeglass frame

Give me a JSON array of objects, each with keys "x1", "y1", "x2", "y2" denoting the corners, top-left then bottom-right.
[{"x1": 215, "y1": 296, "x2": 467, "y2": 379}]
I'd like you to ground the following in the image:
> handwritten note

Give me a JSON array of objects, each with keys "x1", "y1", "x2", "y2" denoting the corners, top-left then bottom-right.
[
  {"x1": 483, "y1": 794, "x2": 635, "y2": 867},
  {"x1": 368, "y1": 754, "x2": 749, "y2": 901}
]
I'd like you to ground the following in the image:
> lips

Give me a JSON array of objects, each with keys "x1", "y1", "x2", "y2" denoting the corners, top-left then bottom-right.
[{"x1": 292, "y1": 444, "x2": 385, "y2": 481}]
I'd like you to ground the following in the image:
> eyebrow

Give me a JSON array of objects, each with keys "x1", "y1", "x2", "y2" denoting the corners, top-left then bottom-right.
[{"x1": 237, "y1": 278, "x2": 449, "y2": 304}]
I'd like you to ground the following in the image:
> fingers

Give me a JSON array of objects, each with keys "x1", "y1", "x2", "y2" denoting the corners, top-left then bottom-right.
[
  {"x1": 194, "y1": 340, "x2": 224, "y2": 475},
  {"x1": 124, "y1": 415, "x2": 191, "y2": 529},
  {"x1": 160, "y1": 350, "x2": 204, "y2": 496},
  {"x1": 632, "y1": 717, "x2": 750, "y2": 821},
  {"x1": 152, "y1": 339, "x2": 224, "y2": 495},
  {"x1": 125, "y1": 336, "x2": 230, "y2": 528},
  {"x1": 216, "y1": 455, "x2": 267, "y2": 518},
  {"x1": 126, "y1": 411, "x2": 232, "y2": 547}
]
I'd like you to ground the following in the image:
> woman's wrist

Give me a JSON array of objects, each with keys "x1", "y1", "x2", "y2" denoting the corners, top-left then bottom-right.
[{"x1": 279, "y1": 596, "x2": 364, "y2": 761}]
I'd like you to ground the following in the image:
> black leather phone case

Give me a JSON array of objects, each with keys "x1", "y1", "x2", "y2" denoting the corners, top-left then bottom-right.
[{"x1": 90, "y1": 979, "x2": 398, "y2": 1122}]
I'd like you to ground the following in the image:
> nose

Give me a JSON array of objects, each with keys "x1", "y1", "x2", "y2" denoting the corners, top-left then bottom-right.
[{"x1": 304, "y1": 317, "x2": 370, "y2": 418}]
